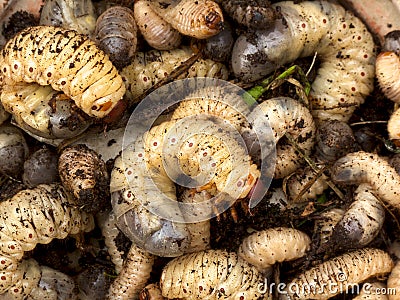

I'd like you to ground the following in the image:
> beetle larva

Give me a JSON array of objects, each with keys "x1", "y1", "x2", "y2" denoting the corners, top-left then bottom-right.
[
  {"x1": 39, "y1": 0, "x2": 97, "y2": 36},
  {"x1": 180, "y1": 189, "x2": 211, "y2": 253},
  {"x1": 0, "y1": 124, "x2": 28, "y2": 179},
  {"x1": 281, "y1": 248, "x2": 394, "y2": 299},
  {"x1": 0, "y1": 25, "x2": 126, "y2": 119},
  {"x1": 331, "y1": 151, "x2": 400, "y2": 210},
  {"x1": 387, "y1": 261, "x2": 400, "y2": 300},
  {"x1": 120, "y1": 47, "x2": 229, "y2": 104},
  {"x1": 160, "y1": 249, "x2": 270, "y2": 299},
  {"x1": 134, "y1": 0, "x2": 181, "y2": 51},
  {"x1": 238, "y1": 227, "x2": 311, "y2": 273},
  {"x1": 95, "y1": 6, "x2": 137, "y2": 70},
  {"x1": 140, "y1": 283, "x2": 165, "y2": 300},
  {"x1": 244, "y1": 97, "x2": 315, "y2": 178},
  {"x1": 1, "y1": 82, "x2": 92, "y2": 140},
  {"x1": 203, "y1": 21, "x2": 234, "y2": 62},
  {"x1": 0, "y1": 183, "x2": 94, "y2": 296},
  {"x1": 22, "y1": 146, "x2": 59, "y2": 188},
  {"x1": 329, "y1": 183, "x2": 385, "y2": 250},
  {"x1": 231, "y1": 0, "x2": 376, "y2": 122},
  {"x1": 353, "y1": 281, "x2": 389, "y2": 300},
  {"x1": 110, "y1": 138, "x2": 192, "y2": 257},
  {"x1": 58, "y1": 144, "x2": 110, "y2": 213},
  {"x1": 314, "y1": 208, "x2": 345, "y2": 248},
  {"x1": 96, "y1": 210, "x2": 129, "y2": 274},
  {"x1": 148, "y1": 0, "x2": 224, "y2": 39},
  {"x1": 107, "y1": 244, "x2": 154, "y2": 300},
  {"x1": 214, "y1": 0, "x2": 278, "y2": 29}
]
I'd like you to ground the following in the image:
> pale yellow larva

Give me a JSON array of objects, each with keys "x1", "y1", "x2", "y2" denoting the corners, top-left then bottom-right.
[
  {"x1": 353, "y1": 281, "x2": 389, "y2": 300},
  {"x1": 314, "y1": 208, "x2": 345, "y2": 248},
  {"x1": 282, "y1": 248, "x2": 394, "y2": 299},
  {"x1": 134, "y1": 0, "x2": 181, "y2": 50},
  {"x1": 148, "y1": 0, "x2": 224, "y2": 39},
  {"x1": 388, "y1": 261, "x2": 400, "y2": 300},
  {"x1": 0, "y1": 26, "x2": 125, "y2": 118},
  {"x1": 238, "y1": 227, "x2": 311, "y2": 273}
]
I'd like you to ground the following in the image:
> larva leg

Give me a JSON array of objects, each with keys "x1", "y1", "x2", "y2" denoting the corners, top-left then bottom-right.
[
  {"x1": 237, "y1": 227, "x2": 311, "y2": 273},
  {"x1": 329, "y1": 183, "x2": 385, "y2": 250},
  {"x1": 140, "y1": 283, "x2": 165, "y2": 300},
  {"x1": 106, "y1": 244, "x2": 154, "y2": 300},
  {"x1": 282, "y1": 248, "x2": 393, "y2": 299},
  {"x1": 331, "y1": 151, "x2": 400, "y2": 209}
]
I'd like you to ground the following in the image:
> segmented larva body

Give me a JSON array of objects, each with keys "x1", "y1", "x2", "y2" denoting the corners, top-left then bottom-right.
[
  {"x1": 110, "y1": 138, "x2": 191, "y2": 257},
  {"x1": 231, "y1": 0, "x2": 376, "y2": 122},
  {"x1": 353, "y1": 282, "x2": 389, "y2": 300},
  {"x1": 246, "y1": 97, "x2": 316, "y2": 178},
  {"x1": 148, "y1": 0, "x2": 224, "y2": 39},
  {"x1": 120, "y1": 47, "x2": 229, "y2": 103},
  {"x1": 95, "y1": 6, "x2": 137, "y2": 70},
  {"x1": 388, "y1": 261, "x2": 400, "y2": 300},
  {"x1": 282, "y1": 248, "x2": 394, "y2": 299},
  {"x1": 140, "y1": 283, "x2": 165, "y2": 300},
  {"x1": 214, "y1": 0, "x2": 278, "y2": 29},
  {"x1": 39, "y1": 0, "x2": 97, "y2": 36},
  {"x1": 1, "y1": 82, "x2": 92, "y2": 140},
  {"x1": 160, "y1": 249, "x2": 269, "y2": 299},
  {"x1": 330, "y1": 183, "x2": 385, "y2": 250},
  {"x1": 0, "y1": 183, "x2": 94, "y2": 297},
  {"x1": 0, "y1": 26, "x2": 126, "y2": 118},
  {"x1": 107, "y1": 244, "x2": 154, "y2": 300},
  {"x1": 314, "y1": 208, "x2": 345, "y2": 248},
  {"x1": 180, "y1": 189, "x2": 211, "y2": 253},
  {"x1": 238, "y1": 227, "x2": 311, "y2": 273},
  {"x1": 331, "y1": 151, "x2": 400, "y2": 210},
  {"x1": 134, "y1": 0, "x2": 181, "y2": 50},
  {"x1": 58, "y1": 144, "x2": 109, "y2": 213},
  {"x1": 286, "y1": 165, "x2": 328, "y2": 202},
  {"x1": 96, "y1": 211, "x2": 126, "y2": 274}
]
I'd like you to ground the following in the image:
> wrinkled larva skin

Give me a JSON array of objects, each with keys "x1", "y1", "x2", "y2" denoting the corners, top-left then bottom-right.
[
  {"x1": 238, "y1": 227, "x2": 311, "y2": 273},
  {"x1": 39, "y1": 0, "x2": 97, "y2": 36},
  {"x1": 203, "y1": 21, "x2": 234, "y2": 62},
  {"x1": 134, "y1": 0, "x2": 182, "y2": 51},
  {"x1": 58, "y1": 144, "x2": 110, "y2": 213},
  {"x1": 148, "y1": 0, "x2": 224, "y2": 39},
  {"x1": 314, "y1": 208, "x2": 345, "y2": 248},
  {"x1": 0, "y1": 183, "x2": 94, "y2": 297},
  {"x1": 286, "y1": 165, "x2": 328, "y2": 202},
  {"x1": 96, "y1": 210, "x2": 128, "y2": 274},
  {"x1": 140, "y1": 283, "x2": 165, "y2": 300},
  {"x1": 231, "y1": 0, "x2": 376, "y2": 122},
  {"x1": 120, "y1": 47, "x2": 229, "y2": 104},
  {"x1": 107, "y1": 244, "x2": 154, "y2": 300},
  {"x1": 330, "y1": 183, "x2": 385, "y2": 250},
  {"x1": 0, "y1": 26, "x2": 126, "y2": 118},
  {"x1": 160, "y1": 249, "x2": 270, "y2": 299},
  {"x1": 180, "y1": 189, "x2": 211, "y2": 253},
  {"x1": 22, "y1": 147, "x2": 59, "y2": 188},
  {"x1": 388, "y1": 261, "x2": 400, "y2": 300},
  {"x1": 353, "y1": 281, "x2": 389, "y2": 300},
  {"x1": 0, "y1": 124, "x2": 28, "y2": 179},
  {"x1": 110, "y1": 138, "x2": 191, "y2": 257},
  {"x1": 1, "y1": 83, "x2": 92, "y2": 140},
  {"x1": 331, "y1": 151, "x2": 400, "y2": 210},
  {"x1": 244, "y1": 97, "x2": 315, "y2": 178},
  {"x1": 281, "y1": 248, "x2": 394, "y2": 299},
  {"x1": 214, "y1": 0, "x2": 278, "y2": 29},
  {"x1": 95, "y1": 6, "x2": 137, "y2": 70}
]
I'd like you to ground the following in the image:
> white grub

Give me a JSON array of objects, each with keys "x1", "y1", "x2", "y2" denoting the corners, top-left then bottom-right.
[
  {"x1": 160, "y1": 249, "x2": 269, "y2": 299},
  {"x1": 238, "y1": 227, "x2": 311, "y2": 273},
  {"x1": 331, "y1": 151, "x2": 400, "y2": 210},
  {"x1": 107, "y1": 244, "x2": 154, "y2": 300},
  {"x1": 281, "y1": 248, "x2": 394, "y2": 299},
  {"x1": 314, "y1": 208, "x2": 345, "y2": 248},
  {"x1": 388, "y1": 261, "x2": 400, "y2": 300},
  {"x1": 134, "y1": 0, "x2": 181, "y2": 50},
  {"x1": 353, "y1": 281, "x2": 389, "y2": 300}
]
